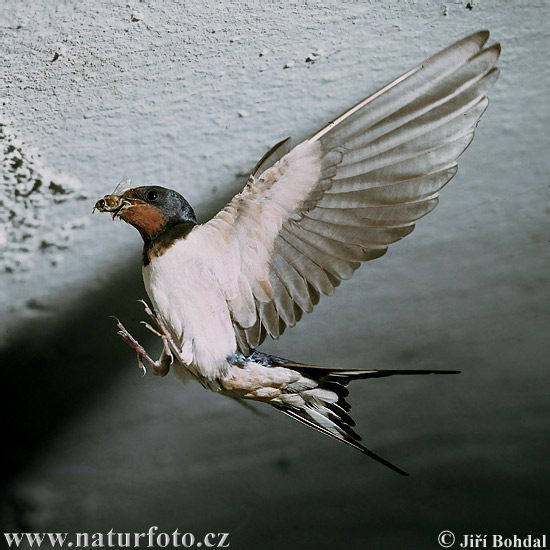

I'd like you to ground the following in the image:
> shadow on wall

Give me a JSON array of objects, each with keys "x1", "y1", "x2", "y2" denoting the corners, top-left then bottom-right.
[{"x1": 1, "y1": 267, "x2": 144, "y2": 489}]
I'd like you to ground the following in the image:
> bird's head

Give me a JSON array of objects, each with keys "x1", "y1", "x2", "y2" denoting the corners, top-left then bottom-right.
[{"x1": 94, "y1": 184, "x2": 197, "y2": 242}]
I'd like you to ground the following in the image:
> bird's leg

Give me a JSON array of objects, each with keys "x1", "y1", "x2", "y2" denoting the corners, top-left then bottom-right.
[
  {"x1": 113, "y1": 317, "x2": 170, "y2": 377},
  {"x1": 138, "y1": 300, "x2": 192, "y2": 366},
  {"x1": 141, "y1": 321, "x2": 174, "y2": 364}
]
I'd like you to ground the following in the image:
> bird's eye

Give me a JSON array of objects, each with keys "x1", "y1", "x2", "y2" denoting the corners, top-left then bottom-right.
[{"x1": 146, "y1": 189, "x2": 159, "y2": 202}]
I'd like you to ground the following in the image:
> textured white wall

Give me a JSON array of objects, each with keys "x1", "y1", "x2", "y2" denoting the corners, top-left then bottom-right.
[
  {"x1": 2, "y1": 2, "x2": 549, "y2": 547},
  {"x1": 2, "y1": 1, "x2": 547, "y2": 333}
]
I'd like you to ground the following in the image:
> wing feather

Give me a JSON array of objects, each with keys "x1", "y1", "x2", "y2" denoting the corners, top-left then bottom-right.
[
  {"x1": 269, "y1": 270, "x2": 297, "y2": 327},
  {"x1": 198, "y1": 31, "x2": 500, "y2": 352},
  {"x1": 270, "y1": 254, "x2": 314, "y2": 315},
  {"x1": 297, "y1": 217, "x2": 416, "y2": 245},
  {"x1": 322, "y1": 166, "x2": 458, "y2": 206},
  {"x1": 279, "y1": 229, "x2": 360, "y2": 280},
  {"x1": 276, "y1": 232, "x2": 336, "y2": 296}
]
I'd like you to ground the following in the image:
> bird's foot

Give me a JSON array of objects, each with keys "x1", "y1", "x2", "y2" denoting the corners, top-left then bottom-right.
[
  {"x1": 138, "y1": 300, "x2": 192, "y2": 367},
  {"x1": 112, "y1": 316, "x2": 170, "y2": 377}
]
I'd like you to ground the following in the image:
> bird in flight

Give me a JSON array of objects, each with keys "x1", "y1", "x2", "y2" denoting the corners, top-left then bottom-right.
[{"x1": 95, "y1": 31, "x2": 499, "y2": 475}]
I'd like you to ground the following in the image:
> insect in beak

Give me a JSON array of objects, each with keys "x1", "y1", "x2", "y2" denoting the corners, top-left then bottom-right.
[
  {"x1": 93, "y1": 177, "x2": 145, "y2": 219},
  {"x1": 93, "y1": 193, "x2": 147, "y2": 219},
  {"x1": 93, "y1": 194, "x2": 129, "y2": 219}
]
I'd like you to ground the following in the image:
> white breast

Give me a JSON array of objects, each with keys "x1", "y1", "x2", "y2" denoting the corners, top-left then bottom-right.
[{"x1": 142, "y1": 227, "x2": 239, "y2": 381}]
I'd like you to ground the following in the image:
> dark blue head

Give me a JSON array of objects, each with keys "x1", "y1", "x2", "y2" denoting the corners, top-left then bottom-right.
[{"x1": 95, "y1": 185, "x2": 197, "y2": 242}]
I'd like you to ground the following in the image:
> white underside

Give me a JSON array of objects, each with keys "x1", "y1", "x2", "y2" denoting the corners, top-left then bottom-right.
[{"x1": 142, "y1": 225, "x2": 240, "y2": 381}]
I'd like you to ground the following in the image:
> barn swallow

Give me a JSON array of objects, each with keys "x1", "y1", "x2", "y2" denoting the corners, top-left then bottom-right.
[{"x1": 95, "y1": 31, "x2": 499, "y2": 475}]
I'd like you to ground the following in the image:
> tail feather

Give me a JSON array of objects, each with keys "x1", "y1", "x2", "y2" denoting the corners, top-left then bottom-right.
[
  {"x1": 274, "y1": 364, "x2": 460, "y2": 476},
  {"x1": 325, "y1": 401, "x2": 355, "y2": 426},
  {"x1": 286, "y1": 364, "x2": 461, "y2": 383},
  {"x1": 235, "y1": 351, "x2": 458, "y2": 475},
  {"x1": 272, "y1": 402, "x2": 409, "y2": 476}
]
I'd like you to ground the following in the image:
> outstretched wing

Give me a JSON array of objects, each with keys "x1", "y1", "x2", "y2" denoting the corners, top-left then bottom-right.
[{"x1": 202, "y1": 30, "x2": 500, "y2": 354}]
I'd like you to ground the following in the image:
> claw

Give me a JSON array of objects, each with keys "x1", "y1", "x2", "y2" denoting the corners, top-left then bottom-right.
[
  {"x1": 110, "y1": 300, "x2": 188, "y2": 376},
  {"x1": 136, "y1": 351, "x2": 147, "y2": 377},
  {"x1": 111, "y1": 315, "x2": 168, "y2": 376}
]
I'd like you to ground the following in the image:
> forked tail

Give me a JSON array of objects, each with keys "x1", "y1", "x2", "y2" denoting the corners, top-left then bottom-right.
[{"x1": 270, "y1": 360, "x2": 460, "y2": 476}]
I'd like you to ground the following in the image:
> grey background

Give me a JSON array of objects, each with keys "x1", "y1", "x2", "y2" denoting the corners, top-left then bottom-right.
[{"x1": 1, "y1": 1, "x2": 549, "y2": 549}]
